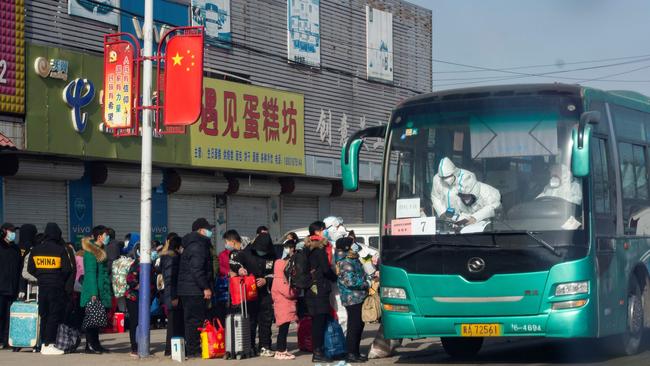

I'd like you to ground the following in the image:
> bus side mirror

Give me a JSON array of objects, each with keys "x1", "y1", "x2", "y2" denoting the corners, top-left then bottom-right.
[
  {"x1": 341, "y1": 125, "x2": 387, "y2": 192},
  {"x1": 571, "y1": 111, "x2": 600, "y2": 177}
]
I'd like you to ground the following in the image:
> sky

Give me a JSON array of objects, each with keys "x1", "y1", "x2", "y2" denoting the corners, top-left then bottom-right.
[{"x1": 407, "y1": 0, "x2": 650, "y2": 95}]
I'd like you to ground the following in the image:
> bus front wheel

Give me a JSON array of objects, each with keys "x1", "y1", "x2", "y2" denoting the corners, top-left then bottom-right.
[
  {"x1": 605, "y1": 278, "x2": 644, "y2": 356},
  {"x1": 441, "y1": 337, "x2": 483, "y2": 359}
]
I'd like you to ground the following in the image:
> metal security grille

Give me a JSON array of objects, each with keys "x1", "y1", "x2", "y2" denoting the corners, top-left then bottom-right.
[
  {"x1": 330, "y1": 198, "x2": 363, "y2": 224},
  {"x1": 281, "y1": 196, "x2": 319, "y2": 234},
  {"x1": 168, "y1": 194, "x2": 216, "y2": 237},
  {"x1": 4, "y1": 178, "x2": 69, "y2": 239},
  {"x1": 92, "y1": 186, "x2": 140, "y2": 239},
  {"x1": 227, "y1": 195, "x2": 269, "y2": 240}
]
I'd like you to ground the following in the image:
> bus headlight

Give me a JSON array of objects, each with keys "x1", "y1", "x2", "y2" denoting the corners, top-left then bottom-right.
[
  {"x1": 552, "y1": 299, "x2": 588, "y2": 310},
  {"x1": 555, "y1": 281, "x2": 589, "y2": 296},
  {"x1": 381, "y1": 287, "x2": 407, "y2": 299}
]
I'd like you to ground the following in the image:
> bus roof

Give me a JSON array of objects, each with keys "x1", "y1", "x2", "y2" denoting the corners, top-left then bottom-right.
[{"x1": 398, "y1": 83, "x2": 650, "y2": 114}]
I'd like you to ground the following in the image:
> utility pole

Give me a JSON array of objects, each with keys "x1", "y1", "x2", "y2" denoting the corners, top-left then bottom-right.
[{"x1": 137, "y1": 0, "x2": 153, "y2": 358}]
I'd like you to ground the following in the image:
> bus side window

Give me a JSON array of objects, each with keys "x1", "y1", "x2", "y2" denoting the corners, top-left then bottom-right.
[
  {"x1": 369, "y1": 236, "x2": 379, "y2": 249},
  {"x1": 619, "y1": 142, "x2": 650, "y2": 235},
  {"x1": 592, "y1": 137, "x2": 616, "y2": 235}
]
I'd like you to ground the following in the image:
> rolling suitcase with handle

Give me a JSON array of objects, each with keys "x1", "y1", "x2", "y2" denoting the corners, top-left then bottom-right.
[
  {"x1": 8, "y1": 284, "x2": 40, "y2": 349},
  {"x1": 224, "y1": 277, "x2": 254, "y2": 360}
]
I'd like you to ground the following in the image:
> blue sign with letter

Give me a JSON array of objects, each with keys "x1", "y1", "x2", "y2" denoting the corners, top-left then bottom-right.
[
  {"x1": 151, "y1": 184, "x2": 168, "y2": 244},
  {"x1": 120, "y1": 0, "x2": 189, "y2": 51},
  {"x1": 63, "y1": 78, "x2": 95, "y2": 133}
]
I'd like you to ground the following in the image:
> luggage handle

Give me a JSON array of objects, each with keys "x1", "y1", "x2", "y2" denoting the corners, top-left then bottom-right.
[
  {"x1": 25, "y1": 283, "x2": 37, "y2": 303},
  {"x1": 239, "y1": 277, "x2": 247, "y2": 318}
]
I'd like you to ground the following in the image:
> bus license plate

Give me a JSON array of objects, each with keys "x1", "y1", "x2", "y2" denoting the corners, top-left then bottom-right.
[{"x1": 460, "y1": 323, "x2": 501, "y2": 337}]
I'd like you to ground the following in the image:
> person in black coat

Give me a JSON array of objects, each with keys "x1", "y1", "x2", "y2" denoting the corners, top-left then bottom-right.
[
  {"x1": 104, "y1": 228, "x2": 123, "y2": 278},
  {"x1": 17, "y1": 224, "x2": 37, "y2": 258},
  {"x1": 27, "y1": 223, "x2": 74, "y2": 355},
  {"x1": 0, "y1": 223, "x2": 21, "y2": 349},
  {"x1": 177, "y1": 218, "x2": 214, "y2": 358},
  {"x1": 161, "y1": 234, "x2": 184, "y2": 357},
  {"x1": 303, "y1": 221, "x2": 337, "y2": 363},
  {"x1": 232, "y1": 232, "x2": 276, "y2": 356}
]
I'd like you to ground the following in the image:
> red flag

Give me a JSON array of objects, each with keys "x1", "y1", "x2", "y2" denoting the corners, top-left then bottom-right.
[{"x1": 163, "y1": 32, "x2": 204, "y2": 126}]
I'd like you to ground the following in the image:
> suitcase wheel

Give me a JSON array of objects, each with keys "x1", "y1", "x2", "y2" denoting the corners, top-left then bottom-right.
[
  {"x1": 224, "y1": 352, "x2": 231, "y2": 360},
  {"x1": 236, "y1": 354, "x2": 242, "y2": 360}
]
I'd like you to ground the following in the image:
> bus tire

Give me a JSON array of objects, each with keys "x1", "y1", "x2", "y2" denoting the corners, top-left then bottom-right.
[
  {"x1": 605, "y1": 278, "x2": 644, "y2": 356},
  {"x1": 440, "y1": 337, "x2": 483, "y2": 359}
]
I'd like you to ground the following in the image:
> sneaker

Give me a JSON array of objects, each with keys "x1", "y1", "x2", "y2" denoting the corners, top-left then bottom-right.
[
  {"x1": 40, "y1": 345, "x2": 64, "y2": 355},
  {"x1": 129, "y1": 351, "x2": 139, "y2": 358},
  {"x1": 274, "y1": 351, "x2": 296, "y2": 360},
  {"x1": 260, "y1": 347, "x2": 275, "y2": 357}
]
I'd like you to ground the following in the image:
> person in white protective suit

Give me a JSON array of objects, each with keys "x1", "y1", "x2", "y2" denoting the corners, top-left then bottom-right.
[
  {"x1": 536, "y1": 164, "x2": 582, "y2": 205},
  {"x1": 323, "y1": 216, "x2": 349, "y2": 333},
  {"x1": 431, "y1": 157, "x2": 472, "y2": 219},
  {"x1": 456, "y1": 172, "x2": 502, "y2": 225}
]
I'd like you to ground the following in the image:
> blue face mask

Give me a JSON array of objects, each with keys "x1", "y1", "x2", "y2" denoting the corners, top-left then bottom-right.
[
  {"x1": 282, "y1": 247, "x2": 290, "y2": 259},
  {"x1": 103, "y1": 235, "x2": 111, "y2": 245},
  {"x1": 225, "y1": 243, "x2": 234, "y2": 251},
  {"x1": 255, "y1": 250, "x2": 267, "y2": 257},
  {"x1": 203, "y1": 229, "x2": 213, "y2": 238},
  {"x1": 6, "y1": 231, "x2": 16, "y2": 242},
  {"x1": 151, "y1": 250, "x2": 159, "y2": 262},
  {"x1": 351, "y1": 243, "x2": 361, "y2": 253}
]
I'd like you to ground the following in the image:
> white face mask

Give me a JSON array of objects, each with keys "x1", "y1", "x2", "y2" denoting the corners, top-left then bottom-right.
[{"x1": 549, "y1": 176, "x2": 561, "y2": 188}]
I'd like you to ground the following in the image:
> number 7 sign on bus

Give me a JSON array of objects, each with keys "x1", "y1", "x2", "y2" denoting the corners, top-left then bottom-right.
[{"x1": 391, "y1": 217, "x2": 436, "y2": 236}]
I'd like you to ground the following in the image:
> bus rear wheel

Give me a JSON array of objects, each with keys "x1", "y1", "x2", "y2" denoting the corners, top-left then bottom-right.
[
  {"x1": 605, "y1": 278, "x2": 644, "y2": 356},
  {"x1": 441, "y1": 337, "x2": 483, "y2": 359}
]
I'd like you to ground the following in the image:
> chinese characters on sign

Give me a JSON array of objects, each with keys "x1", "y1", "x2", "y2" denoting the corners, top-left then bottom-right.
[
  {"x1": 191, "y1": 78, "x2": 305, "y2": 174},
  {"x1": 103, "y1": 41, "x2": 135, "y2": 129},
  {"x1": 0, "y1": 0, "x2": 25, "y2": 114},
  {"x1": 317, "y1": 109, "x2": 383, "y2": 151}
]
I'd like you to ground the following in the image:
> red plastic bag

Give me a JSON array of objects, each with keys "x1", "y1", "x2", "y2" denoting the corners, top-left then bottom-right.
[
  {"x1": 229, "y1": 275, "x2": 258, "y2": 306},
  {"x1": 298, "y1": 316, "x2": 313, "y2": 352},
  {"x1": 199, "y1": 319, "x2": 225, "y2": 359}
]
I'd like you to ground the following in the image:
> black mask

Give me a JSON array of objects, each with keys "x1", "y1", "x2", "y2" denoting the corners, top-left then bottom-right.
[{"x1": 458, "y1": 193, "x2": 477, "y2": 206}]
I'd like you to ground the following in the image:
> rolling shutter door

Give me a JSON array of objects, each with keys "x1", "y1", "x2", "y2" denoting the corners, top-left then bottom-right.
[
  {"x1": 4, "y1": 178, "x2": 69, "y2": 239},
  {"x1": 227, "y1": 196, "x2": 269, "y2": 240},
  {"x1": 330, "y1": 198, "x2": 363, "y2": 224},
  {"x1": 281, "y1": 196, "x2": 318, "y2": 234},
  {"x1": 168, "y1": 194, "x2": 216, "y2": 237},
  {"x1": 93, "y1": 186, "x2": 140, "y2": 239}
]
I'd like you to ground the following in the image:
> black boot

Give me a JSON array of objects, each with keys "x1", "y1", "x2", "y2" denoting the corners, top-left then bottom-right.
[
  {"x1": 84, "y1": 343, "x2": 102, "y2": 354},
  {"x1": 312, "y1": 349, "x2": 332, "y2": 363},
  {"x1": 346, "y1": 353, "x2": 368, "y2": 363}
]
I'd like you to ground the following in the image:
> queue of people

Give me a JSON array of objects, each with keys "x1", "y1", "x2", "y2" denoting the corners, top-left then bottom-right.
[{"x1": 0, "y1": 216, "x2": 381, "y2": 363}]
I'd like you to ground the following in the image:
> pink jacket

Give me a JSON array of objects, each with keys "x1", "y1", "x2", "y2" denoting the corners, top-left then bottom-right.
[
  {"x1": 75, "y1": 255, "x2": 84, "y2": 282},
  {"x1": 271, "y1": 259, "x2": 297, "y2": 325}
]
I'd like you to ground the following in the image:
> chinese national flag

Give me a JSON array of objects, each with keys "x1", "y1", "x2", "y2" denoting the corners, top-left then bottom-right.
[{"x1": 163, "y1": 32, "x2": 204, "y2": 126}]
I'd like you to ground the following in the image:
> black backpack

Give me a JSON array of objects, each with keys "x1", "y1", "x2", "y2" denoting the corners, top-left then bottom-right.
[{"x1": 284, "y1": 248, "x2": 312, "y2": 290}]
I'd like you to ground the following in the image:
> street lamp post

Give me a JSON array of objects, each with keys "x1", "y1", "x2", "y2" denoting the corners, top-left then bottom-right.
[{"x1": 137, "y1": 0, "x2": 154, "y2": 358}]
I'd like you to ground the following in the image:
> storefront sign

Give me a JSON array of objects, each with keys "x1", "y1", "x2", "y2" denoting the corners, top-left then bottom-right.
[
  {"x1": 68, "y1": 0, "x2": 119, "y2": 26},
  {"x1": 190, "y1": 78, "x2": 305, "y2": 174},
  {"x1": 0, "y1": 0, "x2": 25, "y2": 114},
  {"x1": 366, "y1": 6, "x2": 393, "y2": 83},
  {"x1": 63, "y1": 78, "x2": 96, "y2": 133},
  {"x1": 152, "y1": 186, "x2": 168, "y2": 243},
  {"x1": 287, "y1": 0, "x2": 320, "y2": 66},
  {"x1": 103, "y1": 41, "x2": 135, "y2": 129}
]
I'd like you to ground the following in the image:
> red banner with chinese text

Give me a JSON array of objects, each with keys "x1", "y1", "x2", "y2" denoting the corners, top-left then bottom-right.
[
  {"x1": 163, "y1": 32, "x2": 204, "y2": 126},
  {"x1": 103, "y1": 41, "x2": 136, "y2": 129}
]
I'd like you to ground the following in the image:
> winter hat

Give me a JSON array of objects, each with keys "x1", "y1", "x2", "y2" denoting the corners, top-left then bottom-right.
[{"x1": 44, "y1": 222, "x2": 63, "y2": 243}]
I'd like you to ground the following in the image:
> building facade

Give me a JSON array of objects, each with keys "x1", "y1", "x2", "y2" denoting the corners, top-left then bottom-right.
[{"x1": 0, "y1": 0, "x2": 432, "y2": 249}]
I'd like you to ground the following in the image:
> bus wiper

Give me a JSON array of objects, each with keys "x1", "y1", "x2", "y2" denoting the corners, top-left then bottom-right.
[
  {"x1": 394, "y1": 241, "x2": 498, "y2": 262},
  {"x1": 526, "y1": 231, "x2": 561, "y2": 257}
]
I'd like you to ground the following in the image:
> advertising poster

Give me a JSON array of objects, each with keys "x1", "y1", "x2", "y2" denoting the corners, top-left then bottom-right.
[
  {"x1": 366, "y1": 6, "x2": 393, "y2": 82},
  {"x1": 103, "y1": 41, "x2": 135, "y2": 129},
  {"x1": 68, "y1": 0, "x2": 120, "y2": 25},
  {"x1": 191, "y1": 0, "x2": 232, "y2": 48},
  {"x1": 287, "y1": 0, "x2": 320, "y2": 66}
]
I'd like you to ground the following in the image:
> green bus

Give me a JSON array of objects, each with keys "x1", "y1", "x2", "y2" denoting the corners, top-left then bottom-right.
[{"x1": 341, "y1": 84, "x2": 650, "y2": 358}]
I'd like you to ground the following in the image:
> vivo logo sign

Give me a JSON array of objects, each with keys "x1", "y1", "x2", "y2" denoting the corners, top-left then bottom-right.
[
  {"x1": 72, "y1": 224, "x2": 91, "y2": 234},
  {"x1": 152, "y1": 226, "x2": 168, "y2": 234}
]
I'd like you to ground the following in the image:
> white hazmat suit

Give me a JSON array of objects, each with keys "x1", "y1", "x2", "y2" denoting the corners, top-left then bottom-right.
[
  {"x1": 323, "y1": 216, "x2": 348, "y2": 333},
  {"x1": 431, "y1": 157, "x2": 467, "y2": 218},
  {"x1": 537, "y1": 164, "x2": 582, "y2": 205},
  {"x1": 457, "y1": 172, "x2": 502, "y2": 223}
]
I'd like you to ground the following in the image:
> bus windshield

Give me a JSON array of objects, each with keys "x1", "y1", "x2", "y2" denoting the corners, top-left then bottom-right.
[{"x1": 383, "y1": 95, "x2": 584, "y2": 236}]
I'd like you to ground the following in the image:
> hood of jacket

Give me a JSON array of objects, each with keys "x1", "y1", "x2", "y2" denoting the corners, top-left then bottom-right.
[
  {"x1": 18, "y1": 224, "x2": 37, "y2": 248},
  {"x1": 82, "y1": 236, "x2": 107, "y2": 262},
  {"x1": 43, "y1": 222, "x2": 63, "y2": 244},
  {"x1": 304, "y1": 235, "x2": 328, "y2": 250},
  {"x1": 123, "y1": 232, "x2": 140, "y2": 255},
  {"x1": 182, "y1": 231, "x2": 211, "y2": 249},
  {"x1": 250, "y1": 233, "x2": 274, "y2": 256}
]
